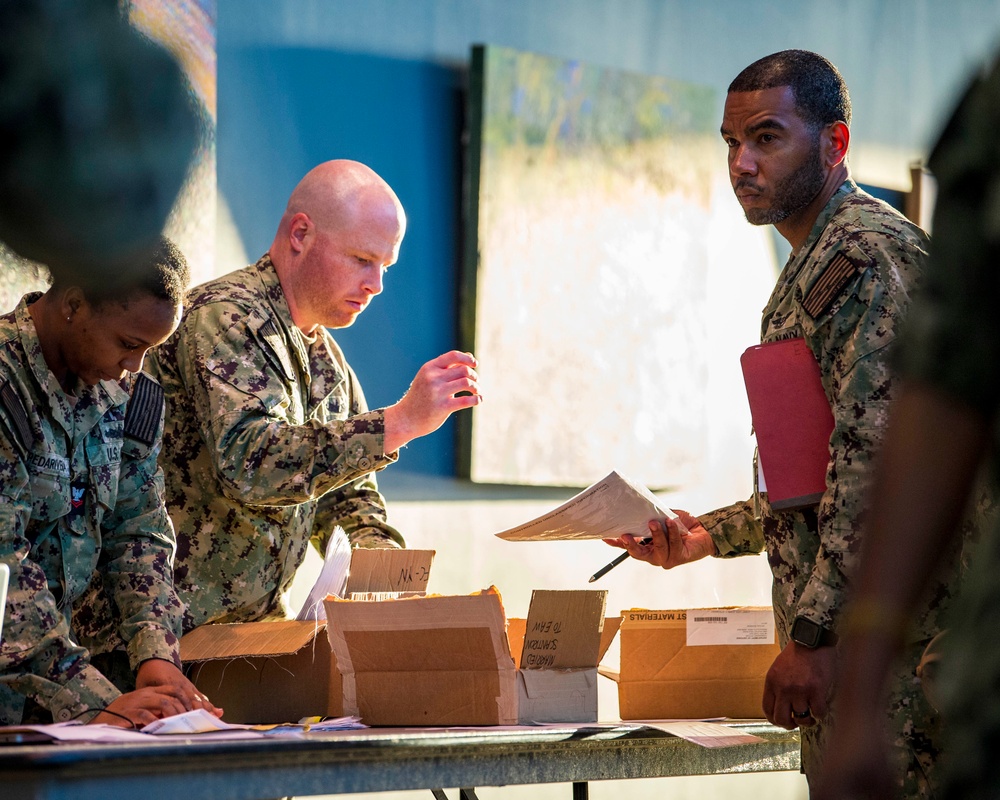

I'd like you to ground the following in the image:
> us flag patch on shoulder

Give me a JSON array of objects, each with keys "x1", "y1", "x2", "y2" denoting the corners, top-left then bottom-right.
[
  {"x1": 0, "y1": 380, "x2": 35, "y2": 453},
  {"x1": 124, "y1": 373, "x2": 163, "y2": 446},
  {"x1": 802, "y1": 252, "x2": 865, "y2": 319}
]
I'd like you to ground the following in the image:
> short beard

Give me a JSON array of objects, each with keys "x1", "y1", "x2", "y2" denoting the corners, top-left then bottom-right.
[{"x1": 743, "y1": 138, "x2": 826, "y2": 226}]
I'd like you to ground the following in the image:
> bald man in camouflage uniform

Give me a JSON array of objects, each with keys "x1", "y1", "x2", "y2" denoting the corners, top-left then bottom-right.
[
  {"x1": 90, "y1": 160, "x2": 481, "y2": 636},
  {"x1": 611, "y1": 51, "x2": 968, "y2": 795},
  {"x1": 152, "y1": 252, "x2": 406, "y2": 630}
]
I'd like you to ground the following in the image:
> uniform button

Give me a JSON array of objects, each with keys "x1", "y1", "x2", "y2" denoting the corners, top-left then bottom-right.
[
  {"x1": 56, "y1": 708, "x2": 72, "y2": 721},
  {"x1": 357, "y1": 456, "x2": 373, "y2": 471}
]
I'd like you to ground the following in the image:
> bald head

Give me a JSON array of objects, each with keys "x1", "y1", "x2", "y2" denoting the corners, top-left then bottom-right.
[
  {"x1": 270, "y1": 160, "x2": 407, "y2": 334},
  {"x1": 278, "y1": 160, "x2": 405, "y2": 242}
]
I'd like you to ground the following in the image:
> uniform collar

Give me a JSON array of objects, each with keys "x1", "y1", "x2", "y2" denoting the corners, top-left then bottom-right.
[
  {"x1": 254, "y1": 254, "x2": 298, "y2": 333},
  {"x1": 255, "y1": 252, "x2": 336, "y2": 372},
  {"x1": 794, "y1": 179, "x2": 857, "y2": 258}
]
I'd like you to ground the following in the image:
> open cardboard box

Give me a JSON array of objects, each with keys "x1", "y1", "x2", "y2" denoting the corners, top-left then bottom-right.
[
  {"x1": 507, "y1": 590, "x2": 621, "y2": 724},
  {"x1": 324, "y1": 588, "x2": 620, "y2": 726},
  {"x1": 602, "y1": 606, "x2": 781, "y2": 720},
  {"x1": 180, "y1": 548, "x2": 434, "y2": 724}
]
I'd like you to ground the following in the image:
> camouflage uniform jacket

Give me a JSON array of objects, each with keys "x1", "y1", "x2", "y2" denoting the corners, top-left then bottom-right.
[
  {"x1": 0, "y1": 294, "x2": 182, "y2": 724},
  {"x1": 698, "y1": 180, "x2": 959, "y2": 643},
  {"x1": 147, "y1": 255, "x2": 403, "y2": 632}
]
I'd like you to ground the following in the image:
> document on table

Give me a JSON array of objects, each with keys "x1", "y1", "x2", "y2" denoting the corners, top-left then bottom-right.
[
  {"x1": 640, "y1": 720, "x2": 765, "y2": 748},
  {"x1": 0, "y1": 710, "x2": 267, "y2": 744},
  {"x1": 494, "y1": 470, "x2": 676, "y2": 541},
  {"x1": 141, "y1": 708, "x2": 259, "y2": 735}
]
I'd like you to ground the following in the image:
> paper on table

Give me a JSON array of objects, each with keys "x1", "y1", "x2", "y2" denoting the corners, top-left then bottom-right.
[
  {"x1": 141, "y1": 708, "x2": 257, "y2": 735},
  {"x1": 494, "y1": 470, "x2": 676, "y2": 541},
  {"x1": 642, "y1": 720, "x2": 765, "y2": 748},
  {"x1": 295, "y1": 525, "x2": 351, "y2": 621},
  {"x1": 0, "y1": 722, "x2": 154, "y2": 743}
]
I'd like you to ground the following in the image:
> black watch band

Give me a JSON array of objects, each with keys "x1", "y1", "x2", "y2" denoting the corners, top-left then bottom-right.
[{"x1": 790, "y1": 616, "x2": 837, "y2": 648}]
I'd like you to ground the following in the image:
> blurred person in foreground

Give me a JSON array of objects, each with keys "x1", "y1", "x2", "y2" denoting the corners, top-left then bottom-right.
[
  {"x1": 606, "y1": 49, "x2": 975, "y2": 794},
  {"x1": 815, "y1": 50, "x2": 1000, "y2": 800},
  {"x1": 0, "y1": 0, "x2": 198, "y2": 289},
  {"x1": 0, "y1": 237, "x2": 220, "y2": 728}
]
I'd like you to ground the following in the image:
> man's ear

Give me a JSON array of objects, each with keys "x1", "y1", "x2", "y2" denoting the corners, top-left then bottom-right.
[
  {"x1": 288, "y1": 212, "x2": 313, "y2": 254},
  {"x1": 824, "y1": 121, "x2": 850, "y2": 168}
]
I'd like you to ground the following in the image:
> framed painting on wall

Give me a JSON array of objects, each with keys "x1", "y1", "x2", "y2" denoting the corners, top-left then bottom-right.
[{"x1": 460, "y1": 44, "x2": 770, "y2": 490}]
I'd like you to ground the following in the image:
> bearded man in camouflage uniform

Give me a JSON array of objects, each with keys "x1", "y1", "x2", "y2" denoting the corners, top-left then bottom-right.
[
  {"x1": 79, "y1": 161, "x2": 481, "y2": 650},
  {"x1": 608, "y1": 50, "x2": 964, "y2": 795}
]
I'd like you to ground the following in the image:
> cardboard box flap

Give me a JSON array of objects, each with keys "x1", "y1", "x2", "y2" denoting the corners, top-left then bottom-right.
[
  {"x1": 508, "y1": 614, "x2": 621, "y2": 668},
  {"x1": 181, "y1": 620, "x2": 325, "y2": 663},
  {"x1": 345, "y1": 548, "x2": 434, "y2": 595},
  {"x1": 520, "y1": 589, "x2": 607, "y2": 670},
  {"x1": 324, "y1": 588, "x2": 518, "y2": 725},
  {"x1": 325, "y1": 589, "x2": 513, "y2": 672},
  {"x1": 599, "y1": 617, "x2": 622, "y2": 661}
]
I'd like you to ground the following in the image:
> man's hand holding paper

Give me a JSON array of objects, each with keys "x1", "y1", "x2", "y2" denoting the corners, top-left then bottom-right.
[{"x1": 603, "y1": 510, "x2": 717, "y2": 570}]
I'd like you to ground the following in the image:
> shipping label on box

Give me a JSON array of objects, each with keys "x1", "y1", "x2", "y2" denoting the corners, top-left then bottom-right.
[
  {"x1": 609, "y1": 606, "x2": 780, "y2": 720},
  {"x1": 325, "y1": 588, "x2": 518, "y2": 726},
  {"x1": 509, "y1": 589, "x2": 619, "y2": 724}
]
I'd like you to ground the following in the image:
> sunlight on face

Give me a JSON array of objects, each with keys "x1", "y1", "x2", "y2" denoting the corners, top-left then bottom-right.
[{"x1": 67, "y1": 294, "x2": 181, "y2": 386}]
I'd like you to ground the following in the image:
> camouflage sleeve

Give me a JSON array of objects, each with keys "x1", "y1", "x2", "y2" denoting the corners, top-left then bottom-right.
[
  {"x1": 311, "y1": 362, "x2": 404, "y2": 551},
  {"x1": 98, "y1": 406, "x2": 184, "y2": 672},
  {"x1": 0, "y1": 421, "x2": 120, "y2": 721},
  {"x1": 312, "y1": 472, "x2": 405, "y2": 552},
  {"x1": 699, "y1": 499, "x2": 765, "y2": 557},
  {"x1": 800, "y1": 236, "x2": 923, "y2": 631},
  {"x1": 177, "y1": 301, "x2": 398, "y2": 506}
]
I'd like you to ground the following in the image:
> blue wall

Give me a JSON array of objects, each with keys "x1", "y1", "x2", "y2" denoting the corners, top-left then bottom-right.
[
  {"x1": 217, "y1": 0, "x2": 1000, "y2": 477},
  {"x1": 218, "y1": 47, "x2": 465, "y2": 475}
]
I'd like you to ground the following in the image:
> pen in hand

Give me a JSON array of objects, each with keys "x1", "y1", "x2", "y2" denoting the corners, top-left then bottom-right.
[{"x1": 588, "y1": 537, "x2": 653, "y2": 583}]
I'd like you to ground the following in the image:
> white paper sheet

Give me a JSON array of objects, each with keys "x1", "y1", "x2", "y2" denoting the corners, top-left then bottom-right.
[
  {"x1": 295, "y1": 525, "x2": 351, "y2": 621},
  {"x1": 639, "y1": 720, "x2": 765, "y2": 748},
  {"x1": 494, "y1": 470, "x2": 678, "y2": 541}
]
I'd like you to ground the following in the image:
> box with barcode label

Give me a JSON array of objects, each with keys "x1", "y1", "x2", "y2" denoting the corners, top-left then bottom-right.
[{"x1": 602, "y1": 606, "x2": 780, "y2": 720}]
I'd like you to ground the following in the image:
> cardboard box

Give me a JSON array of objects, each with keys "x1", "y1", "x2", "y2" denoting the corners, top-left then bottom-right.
[
  {"x1": 325, "y1": 588, "x2": 517, "y2": 726},
  {"x1": 605, "y1": 606, "x2": 781, "y2": 720},
  {"x1": 181, "y1": 619, "x2": 342, "y2": 724},
  {"x1": 324, "y1": 588, "x2": 621, "y2": 726},
  {"x1": 180, "y1": 548, "x2": 434, "y2": 724},
  {"x1": 507, "y1": 590, "x2": 621, "y2": 724}
]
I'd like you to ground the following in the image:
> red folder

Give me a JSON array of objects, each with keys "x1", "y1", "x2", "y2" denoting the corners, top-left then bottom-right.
[{"x1": 740, "y1": 338, "x2": 834, "y2": 511}]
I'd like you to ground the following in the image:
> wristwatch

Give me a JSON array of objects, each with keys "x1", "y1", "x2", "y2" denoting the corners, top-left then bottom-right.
[{"x1": 790, "y1": 616, "x2": 837, "y2": 648}]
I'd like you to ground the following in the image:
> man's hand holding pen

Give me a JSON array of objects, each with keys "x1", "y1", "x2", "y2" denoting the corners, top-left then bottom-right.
[{"x1": 601, "y1": 510, "x2": 718, "y2": 572}]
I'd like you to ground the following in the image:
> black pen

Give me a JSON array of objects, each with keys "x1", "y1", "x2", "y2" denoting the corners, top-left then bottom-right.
[{"x1": 588, "y1": 537, "x2": 653, "y2": 583}]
